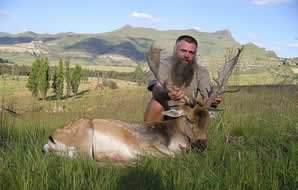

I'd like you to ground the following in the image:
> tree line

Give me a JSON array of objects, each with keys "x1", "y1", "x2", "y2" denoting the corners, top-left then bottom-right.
[
  {"x1": 1, "y1": 63, "x2": 148, "y2": 84},
  {"x1": 26, "y1": 57, "x2": 82, "y2": 100}
]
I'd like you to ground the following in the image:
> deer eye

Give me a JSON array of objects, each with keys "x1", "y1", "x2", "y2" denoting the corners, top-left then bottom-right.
[{"x1": 185, "y1": 116, "x2": 195, "y2": 126}]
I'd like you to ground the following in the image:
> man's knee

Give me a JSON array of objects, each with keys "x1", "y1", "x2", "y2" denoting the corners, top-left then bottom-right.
[
  {"x1": 144, "y1": 99, "x2": 164, "y2": 122},
  {"x1": 149, "y1": 99, "x2": 164, "y2": 111}
]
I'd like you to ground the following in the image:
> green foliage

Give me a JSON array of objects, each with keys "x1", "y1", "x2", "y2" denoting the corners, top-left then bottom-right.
[
  {"x1": 26, "y1": 57, "x2": 51, "y2": 99},
  {"x1": 64, "y1": 57, "x2": 71, "y2": 97},
  {"x1": 80, "y1": 68, "x2": 89, "y2": 83},
  {"x1": 56, "y1": 58, "x2": 64, "y2": 99},
  {"x1": 26, "y1": 58, "x2": 41, "y2": 97},
  {"x1": 133, "y1": 64, "x2": 147, "y2": 84},
  {"x1": 269, "y1": 65, "x2": 298, "y2": 84},
  {"x1": 70, "y1": 64, "x2": 82, "y2": 95},
  {"x1": 51, "y1": 66, "x2": 58, "y2": 94},
  {"x1": 102, "y1": 79, "x2": 118, "y2": 89},
  {"x1": 38, "y1": 57, "x2": 50, "y2": 100},
  {"x1": 0, "y1": 57, "x2": 13, "y2": 64}
]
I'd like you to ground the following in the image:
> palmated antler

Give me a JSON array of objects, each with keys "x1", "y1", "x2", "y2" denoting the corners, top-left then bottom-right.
[
  {"x1": 206, "y1": 46, "x2": 244, "y2": 107},
  {"x1": 146, "y1": 45, "x2": 162, "y2": 82}
]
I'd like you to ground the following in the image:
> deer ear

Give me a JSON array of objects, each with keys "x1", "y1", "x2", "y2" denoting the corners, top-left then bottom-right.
[{"x1": 191, "y1": 107, "x2": 209, "y2": 125}]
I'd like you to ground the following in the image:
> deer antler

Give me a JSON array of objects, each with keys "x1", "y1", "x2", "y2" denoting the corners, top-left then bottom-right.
[
  {"x1": 206, "y1": 46, "x2": 243, "y2": 107},
  {"x1": 146, "y1": 44, "x2": 162, "y2": 82}
]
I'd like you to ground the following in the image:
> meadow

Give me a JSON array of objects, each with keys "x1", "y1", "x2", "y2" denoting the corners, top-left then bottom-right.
[{"x1": 0, "y1": 77, "x2": 297, "y2": 190}]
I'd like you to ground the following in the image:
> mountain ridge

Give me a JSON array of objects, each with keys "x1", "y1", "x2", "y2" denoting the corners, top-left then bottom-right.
[{"x1": 0, "y1": 25, "x2": 282, "y2": 72}]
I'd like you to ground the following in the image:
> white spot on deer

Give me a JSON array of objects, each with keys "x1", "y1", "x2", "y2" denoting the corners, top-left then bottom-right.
[{"x1": 93, "y1": 132, "x2": 137, "y2": 160}]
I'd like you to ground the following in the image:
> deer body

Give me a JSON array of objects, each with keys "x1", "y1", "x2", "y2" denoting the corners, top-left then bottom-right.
[{"x1": 43, "y1": 104, "x2": 209, "y2": 162}]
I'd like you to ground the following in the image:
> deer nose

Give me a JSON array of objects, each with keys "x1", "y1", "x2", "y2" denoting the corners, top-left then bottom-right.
[{"x1": 191, "y1": 139, "x2": 207, "y2": 152}]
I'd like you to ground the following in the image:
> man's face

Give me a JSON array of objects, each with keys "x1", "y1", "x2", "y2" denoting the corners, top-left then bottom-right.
[{"x1": 175, "y1": 40, "x2": 197, "y2": 64}]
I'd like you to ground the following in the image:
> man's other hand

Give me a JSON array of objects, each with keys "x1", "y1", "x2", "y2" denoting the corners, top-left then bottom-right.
[{"x1": 210, "y1": 96, "x2": 223, "y2": 108}]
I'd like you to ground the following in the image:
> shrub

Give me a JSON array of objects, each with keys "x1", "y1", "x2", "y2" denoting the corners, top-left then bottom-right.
[{"x1": 103, "y1": 79, "x2": 118, "y2": 89}]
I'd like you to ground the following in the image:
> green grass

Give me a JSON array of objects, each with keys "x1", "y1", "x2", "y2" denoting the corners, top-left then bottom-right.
[
  {"x1": 0, "y1": 79, "x2": 297, "y2": 189},
  {"x1": 226, "y1": 72, "x2": 279, "y2": 85}
]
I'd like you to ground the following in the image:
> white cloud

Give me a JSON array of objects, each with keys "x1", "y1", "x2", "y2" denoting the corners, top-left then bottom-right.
[
  {"x1": 0, "y1": 10, "x2": 9, "y2": 16},
  {"x1": 250, "y1": 0, "x2": 292, "y2": 5},
  {"x1": 288, "y1": 43, "x2": 298, "y2": 48},
  {"x1": 129, "y1": 11, "x2": 160, "y2": 22}
]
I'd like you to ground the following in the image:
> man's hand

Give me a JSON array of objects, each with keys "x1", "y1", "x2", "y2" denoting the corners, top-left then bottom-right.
[
  {"x1": 153, "y1": 81, "x2": 185, "y2": 102},
  {"x1": 167, "y1": 86, "x2": 185, "y2": 101},
  {"x1": 210, "y1": 96, "x2": 223, "y2": 108}
]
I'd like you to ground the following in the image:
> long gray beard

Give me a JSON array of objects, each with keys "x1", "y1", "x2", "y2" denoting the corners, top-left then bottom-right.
[{"x1": 171, "y1": 57, "x2": 197, "y2": 87}]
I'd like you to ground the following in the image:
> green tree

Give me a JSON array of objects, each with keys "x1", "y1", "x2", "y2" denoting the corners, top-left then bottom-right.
[
  {"x1": 52, "y1": 66, "x2": 58, "y2": 94},
  {"x1": 56, "y1": 58, "x2": 64, "y2": 99},
  {"x1": 71, "y1": 65, "x2": 82, "y2": 95},
  {"x1": 26, "y1": 58, "x2": 41, "y2": 97},
  {"x1": 81, "y1": 68, "x2": 89, "y2": 83},
  {"x1": 133, "y1": 64, "x2": 146, "y2": 84},
  {"x1": 38, "y1": 57, "x2": 50, "y2": 100},
  {"x1": 65, "y1": 57, "x2": 71, "y2": 97}
]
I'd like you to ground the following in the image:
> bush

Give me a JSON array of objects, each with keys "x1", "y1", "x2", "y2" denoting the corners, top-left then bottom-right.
[{"x1": 103, "y1": 79, "x2": 118, "y2": 89}]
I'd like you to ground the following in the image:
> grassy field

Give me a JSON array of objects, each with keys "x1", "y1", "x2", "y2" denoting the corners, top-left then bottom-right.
[
  {"x1": 0, "y1": 77, "x2": 297, "y2": 190},
  {"x1": 81, "y1": 65, "x2": 136, "y2": 73}
]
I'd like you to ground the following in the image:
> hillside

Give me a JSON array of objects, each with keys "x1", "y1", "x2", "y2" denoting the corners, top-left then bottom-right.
[{"x1": 0, "y1": 25, "x2": 282, "y2": 72}]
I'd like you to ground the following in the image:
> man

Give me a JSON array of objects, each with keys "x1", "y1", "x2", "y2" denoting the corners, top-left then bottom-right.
[{"x1": 144, "y1": 35, "x2": 215, "y2": 122}]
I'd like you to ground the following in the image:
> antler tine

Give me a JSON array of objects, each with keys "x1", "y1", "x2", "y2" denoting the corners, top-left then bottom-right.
[
  {"x1": 219, "y1": 87, "x2": 241, "y2": 95},
  {"x1": 207, "y1": 46, "x2": 243, "y2": 106},
  {"x1": 213, "y1": 77, "x2": 220, "y2": 86}
]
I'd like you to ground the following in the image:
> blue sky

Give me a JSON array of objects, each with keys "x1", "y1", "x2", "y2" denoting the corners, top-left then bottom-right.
[{"x1": 0, "y1": 0, "x2": 297, "y2": 58}]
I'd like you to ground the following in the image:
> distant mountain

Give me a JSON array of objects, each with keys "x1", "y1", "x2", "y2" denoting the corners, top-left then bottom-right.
[{"x1": 0, "y1": 25, "x2": 282, "y2": 71}]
